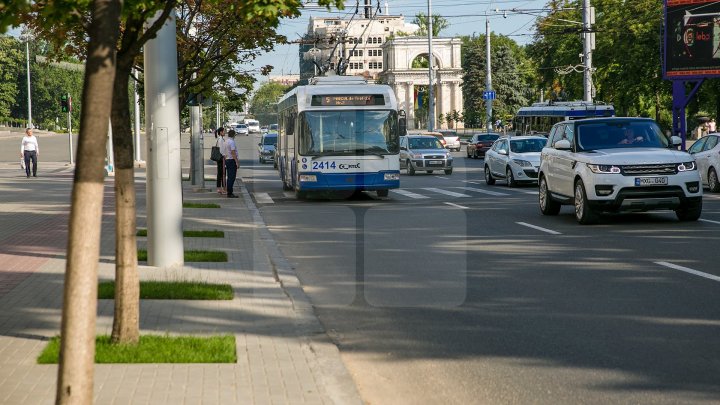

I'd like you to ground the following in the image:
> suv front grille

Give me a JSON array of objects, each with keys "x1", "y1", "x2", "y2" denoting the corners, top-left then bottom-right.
[
  {"x1": 424, "y1": 155, "x2": 445, "y2": 159},
  {"x1": 621, "y1": 164, "x2": 677, "y2": 176}
]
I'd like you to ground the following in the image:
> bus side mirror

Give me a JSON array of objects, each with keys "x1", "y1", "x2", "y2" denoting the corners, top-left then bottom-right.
[{"x1": 399, "y1": 117, "x2": 407, "y2": 136}]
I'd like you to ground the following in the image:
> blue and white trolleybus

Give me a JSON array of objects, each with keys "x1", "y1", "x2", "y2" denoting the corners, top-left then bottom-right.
[
  {"x1": 513, "y1": 101, "x2": 615, "y2": 136},
  {"x1": 277, "y1": 76, "x2": 402, "y2": 199}
]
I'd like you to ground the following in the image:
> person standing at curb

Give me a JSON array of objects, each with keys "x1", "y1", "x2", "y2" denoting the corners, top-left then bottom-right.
[
  {"x1": 225, "y1": 129, "x2": 240, "y2": 198},
  {"x1": 215, "y1": 127, "x2": 227, "y2": 194},
  {"x1": 20, "y1": 127, "x2": 39, "y2": 178}
]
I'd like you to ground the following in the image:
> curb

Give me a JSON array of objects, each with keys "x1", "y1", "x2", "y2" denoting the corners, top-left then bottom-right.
[{"x1": 238, "y1": 183, "x2": 363, "y2": 405}]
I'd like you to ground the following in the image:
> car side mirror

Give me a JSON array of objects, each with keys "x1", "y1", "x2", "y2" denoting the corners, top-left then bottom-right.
[
  {"x1": 399, "y1": 117, "x2": 407, "y2": 136},
  {"x1": 671, "y1": 135, "x2": 682, "y2": 146},
  {"x1": 498, "y1": 149, "x2": 508, "y2": 155},
  {"x1": 555, "y1": 139, "x2": 572, "y2": 150},
  {"x1": 258, "y1": 143, "x2": 262, "y2": 147},
  {"x1": 400, "y1": 146, "x2": 407, "y2": 151}
]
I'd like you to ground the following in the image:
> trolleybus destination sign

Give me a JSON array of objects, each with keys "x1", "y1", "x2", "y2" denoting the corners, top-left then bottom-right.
[{"x1": 311, "y1": 95, "x2": 386, "y2": 106}]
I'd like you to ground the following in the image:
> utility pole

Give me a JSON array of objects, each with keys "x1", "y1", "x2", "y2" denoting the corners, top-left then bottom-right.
[
  {"x1": 143, "y1": 10, "x2": 184, "y2": 269},
  {"x1": 485, "y1": 19, "x2": 493, "y2": 132},
  {"x1": 25, "y1": 37, "x2": 32, "y2": 128},
  {"x1": 67, "y1": 96, "x2": 73, "y2": 165},
  {"x1": 427, "y1": 0, "x2": 435, "y2": 131},
  {"x1": 190, "y1": 93, "x2": 204, "y2": 187},
  {"x1": 583, "y1": 0, "x2": 594, "y2": 102},
  {"x1": 133, "y1": 68, "x2": 142, "y2": 162}
]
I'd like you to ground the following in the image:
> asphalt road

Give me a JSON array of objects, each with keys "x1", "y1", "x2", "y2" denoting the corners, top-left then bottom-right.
[{"x1": 235, "y1": 135, "x2": 720, "y2": 405}]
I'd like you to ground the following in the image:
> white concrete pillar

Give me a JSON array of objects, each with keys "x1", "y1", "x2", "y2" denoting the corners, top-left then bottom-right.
[{"x1": 144, "y1": 10, "x2": 184, "y2": 269}]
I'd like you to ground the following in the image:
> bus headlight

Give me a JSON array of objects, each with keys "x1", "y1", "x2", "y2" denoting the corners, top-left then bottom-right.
[
  {"x1": 384, "y1": 173, "x2": 400, "y2": 181},
  {"x1": 299, "y1": 175, "x2": 317, "y2": 182}
]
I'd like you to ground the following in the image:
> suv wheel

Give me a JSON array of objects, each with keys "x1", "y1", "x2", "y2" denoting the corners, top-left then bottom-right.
[
  {"x1": 709, "y1": 168, "x2": 720, "y2": 193},
  {"x1": 676, "y1": 200, "x2": 702, "y2": 221},
  {"x1": 407, "y1": 160, "x2": 415, "y2": 176},
  {"x1": 506, "y1": 167, "x2": 517, "y2": 187},
  {"x1": 444, "y1": 168, "x2": 453, "y2": 175},
  {"x1": 539, "y1": 176, "x2": 561, "y2": 215},
  {"x1": 574, "y1": 180, "x2": 599, "y2": 224},
  {"x1": 484, "y1": 165, "x2": 496, "y2": 185}
]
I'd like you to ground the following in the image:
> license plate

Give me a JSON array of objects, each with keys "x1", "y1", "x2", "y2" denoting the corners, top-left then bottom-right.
[
  {"x1": 635, "y1": 176, "x2": 668, "y2": 186},
  {"x1": 428, "y1": 160, "x2": 443, "y2": 165}
]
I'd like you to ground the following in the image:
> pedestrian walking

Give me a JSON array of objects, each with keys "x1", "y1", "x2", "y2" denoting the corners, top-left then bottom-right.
[
  {"x1": 20, "y1": 127, "x2": 39, "y2": 178},
  {"x1": 225, "y1": 130, "x2": 240, "y2": 198},
  {"x1": 214, "y1": 127, "x2": 227, "y2": 194}
]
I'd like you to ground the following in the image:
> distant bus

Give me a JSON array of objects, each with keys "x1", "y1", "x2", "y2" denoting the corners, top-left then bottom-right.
[
  {"x1": 243, "y1": 118, "x2": 261, "y2": 134},
  {"x1": 276, "y1": 76, "x2": 402, "y2": 199},
  {"x1": 513, "y1": 101, "x2": 615, "y2": 136}
]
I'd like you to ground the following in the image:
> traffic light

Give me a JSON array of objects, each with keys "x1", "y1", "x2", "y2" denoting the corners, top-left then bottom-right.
[{"x1": 61, "y1": 94, "x2": 69, "y2": 112}]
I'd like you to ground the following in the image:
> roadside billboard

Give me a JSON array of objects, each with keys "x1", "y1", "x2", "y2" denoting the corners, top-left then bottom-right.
[{"x1": 665, "y1": 0, "x2": 720, "y2": 79}]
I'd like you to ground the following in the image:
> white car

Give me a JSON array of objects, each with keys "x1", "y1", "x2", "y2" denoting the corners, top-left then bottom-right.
[
  {"x1": 687, "y1": 133, "x2": 720, "y2": 192},
  {"x1": 538, "y1": 117, "x2": 702, "y2": 224},
  {"x1": 484, "y1": 136, "x2": 547, "y2": 186},
  {"x1": 234, "y1": 124, "x2": 249, "y2": 136},
  {"x1": 439, "y1": 130, "x2": 461, "y2": 151}
]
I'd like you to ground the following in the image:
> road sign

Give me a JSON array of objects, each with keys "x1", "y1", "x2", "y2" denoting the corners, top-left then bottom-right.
[{"x1": 482, "y1": 91, "x2": 496, "y2": 100}]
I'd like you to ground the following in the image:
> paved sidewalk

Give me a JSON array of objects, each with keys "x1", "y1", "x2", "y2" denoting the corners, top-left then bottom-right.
[{"x1": 0, "y1": 162, "x2": 361, "y2": 405}]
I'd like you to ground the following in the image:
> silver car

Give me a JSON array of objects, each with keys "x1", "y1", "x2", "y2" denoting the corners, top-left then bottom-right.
[
  {"x1": 399, "y1": 135, "x2": 453, "y2": 175},
  {"x1": 258, "y1": 133, "x2": 277, "y2": 164},
  {"x1": 234, "y1": 123, "x2": 249, "y2": 136},
  {"x1": 485, "y1": 136, "x2": 547, "y2": 186}
]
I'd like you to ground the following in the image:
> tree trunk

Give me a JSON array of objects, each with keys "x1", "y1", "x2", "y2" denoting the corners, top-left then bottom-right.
[
  {"x1": 56, "y1": 1, "x2": 122, "y2": 404},
  {"x1": 110, "y1": 61, "x2": 140, "y2": 345}
]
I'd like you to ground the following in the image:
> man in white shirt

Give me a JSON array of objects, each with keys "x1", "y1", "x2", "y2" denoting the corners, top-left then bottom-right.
[
  {"x1": 225, "y1": 130, "x2": 240, "y2": 198},
  {"x1": 20, "y1": 127, "x2": 39, "y2": 177}
]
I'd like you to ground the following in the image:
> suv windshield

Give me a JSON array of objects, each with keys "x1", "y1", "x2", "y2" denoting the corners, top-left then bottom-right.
[
  {"x1": 299, "y1": 110, "x2": 399, "y2": 155},
  {"x1": 510, "y1": 138, "x2": 546, "y2": 153},
  {"x1": 263, "y1": 136, "x2": 277, "y2": 146},
  {"x1": 576, "y1": 121, "x2": 669, "y2": 151},
  {"x1": 409, "y1": 137, "x2": 443, "y2": 149}
]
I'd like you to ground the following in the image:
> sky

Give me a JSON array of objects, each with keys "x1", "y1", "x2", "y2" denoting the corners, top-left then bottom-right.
[{"x1": 253, "y1": 0, "x2": 551, "y2": 82}]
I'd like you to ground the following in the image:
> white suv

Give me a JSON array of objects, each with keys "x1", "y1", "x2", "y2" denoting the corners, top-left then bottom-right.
[{"x1": 538, "y1": 118, "x2": 702, "y2": 224}]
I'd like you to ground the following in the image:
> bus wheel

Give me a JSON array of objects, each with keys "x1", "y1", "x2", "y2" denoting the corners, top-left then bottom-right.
[
  {"x1": 296, "y1": 189, "x2": 308, "y2": 200},
  {"x1": 377, "y1": 189, "x2": 389, "y2": 197}
]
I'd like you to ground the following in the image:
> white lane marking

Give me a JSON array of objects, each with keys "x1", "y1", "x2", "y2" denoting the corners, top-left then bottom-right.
[
  {"x1": 656, "y1": 261, "x2": 720, "y2": 282},
  {"x1": 516, "y1": 222, "x2": 562, "y2": 235},
  {"x1": 283, "y1": 192, "x2": 295, "y2": 198},
  {"x1": 699, "y1": 218, "x2": 720, "y2": 225},
  {"x1": 423, "y1": 188, "x2": 472, "y2": 198},
  {"x1": 502, "y1": 187, "x2": 539, "y2": 195},
  {"x1": 457, "y1": 186, "x2": 509, "y2": 196},
  {"x1": 704, "y1": 194, "x2": 720, "y2": 200},
  {"x1": 436, "y1": 176, "x2": 450, "y2": 179},
  {"x1": 463, "y1": 180, "x2": 485, "y2": 184},
  {"x1": 254, "y1": 192, "x2": 274, "y2": 204},
  {"x1": 444, "y1": 202, "x2": 469, "y2": 209},
  {"x1": 391, "y1": 189, "x2": 430, "y2": 199}
]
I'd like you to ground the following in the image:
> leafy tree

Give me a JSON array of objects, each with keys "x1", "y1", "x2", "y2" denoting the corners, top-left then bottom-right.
[
  {"x1": 249, "y1": 81, "x2": 288, "y2": 125},
  {"x1": 0, "y1": 35, "x2": 22, "y2": 119},
  {"x1": 412, "y1": 12, "x2": 449, "y2": 37}
]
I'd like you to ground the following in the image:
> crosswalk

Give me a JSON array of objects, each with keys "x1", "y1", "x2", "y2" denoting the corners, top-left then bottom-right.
[{"x1": 247, "y1": 185, "x2": 539, "y2": 204}]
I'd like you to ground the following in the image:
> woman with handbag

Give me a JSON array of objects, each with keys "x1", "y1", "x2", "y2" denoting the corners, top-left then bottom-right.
[{"x1": 213, "y1": 127, "x2": 227, "y2": 194}]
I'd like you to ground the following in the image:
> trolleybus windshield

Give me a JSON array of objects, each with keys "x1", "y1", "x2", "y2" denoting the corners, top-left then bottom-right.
[{"x1": 298, "y1": 110, "x2": 399, "y2": 156}]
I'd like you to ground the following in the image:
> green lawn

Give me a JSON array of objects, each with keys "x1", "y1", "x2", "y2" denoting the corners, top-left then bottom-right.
[
  {"x1": 98, "y1": 281, "x2": 233, "y2": 300},
  {"x1": 136, "y1": 229, "x2": 224, "y2": 238},
  {"x1": 183, "y1": 202, "x2": 220, "y2": 208},
  {"x1": 38, "y1": 335, "x2": 236, "y2": 364},
  {"x1": 137, "y1": 249, "x2": 227, "y2": 262}
]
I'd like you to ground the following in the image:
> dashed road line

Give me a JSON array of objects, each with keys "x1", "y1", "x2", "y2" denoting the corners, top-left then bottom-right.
[
  {"x1": 699, "y1": 218, "x2": 720, "y2": 225},
  {"x1": 501, "y1": 187, "x2": 538, "y2": 195},
  {"x1": 457, "y1": 186, "x2": 509, "y2": 197},
  {"x1": 656, "y1": 261, "x2": 720, "y2": 282},
  {"x1": 392, "y1": 189, "x2": 430, "y2": 199},
  {"x1": 516, "y1": 222, "x2": 562, "y2": 235},
  {"x1": 423, "y1": 188, "x2": 472, "y2": 198},
  {"x1": 444, "y1": 202, "x2": 469, "y2": 209}
]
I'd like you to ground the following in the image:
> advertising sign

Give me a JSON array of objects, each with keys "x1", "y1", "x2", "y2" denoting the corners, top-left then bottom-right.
[{"x1": 665, "y1": 0, "x2": 720, "y2": 78}]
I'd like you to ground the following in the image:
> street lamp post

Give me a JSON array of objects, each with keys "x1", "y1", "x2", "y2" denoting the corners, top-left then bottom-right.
[
  {"x1": 22, "y1": 31, "x2": 33, "y2": 128},
  {"x1": 427, "y1": 0, "x2": 435, "y2": 132}
]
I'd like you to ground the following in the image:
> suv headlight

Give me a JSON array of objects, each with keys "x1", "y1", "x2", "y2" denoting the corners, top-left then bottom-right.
[
  {"x1": 512, "y1": 159, "x2": 532, "y2": 167},
  {"x1": 411, "y1": 153, "x2": 423, "y2": 159},
  {"x1": 587, "y1": 163, "x2": 621, "y2": 174},
  {"x1": 677, "y1": 161, "x2": 697, "y2": 172}
]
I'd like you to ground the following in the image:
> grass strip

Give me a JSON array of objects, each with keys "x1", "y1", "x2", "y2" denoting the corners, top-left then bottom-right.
[
  {"x1": 136, "y1": 229, "x2": 224, "y2": 238},
  {"x1": 137, "y1": 249, "x2": 227, "y2": 262},
  {"x1": 98, "y1": 281, "x2": 233, "y2": 300},
  {"x1": 38, "y1": 335, "x2": 236, "y2": 364},
  {"x1": 183, "y1": 202, "x2": 220, "y2": 208}
]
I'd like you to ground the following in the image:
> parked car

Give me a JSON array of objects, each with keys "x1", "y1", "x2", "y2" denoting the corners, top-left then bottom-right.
[
  {"x1": 687, "y1": 133, "x2": 720, "y2": 192},
  {"x1": 234, "y1": 123, "x2": 249, "y2": 136},
  {"x1": 538, "y1": 117, "x2": 702, "y2": 224},
  {"x1": 258, "y1": 133, "x2": 277, "y2": 164},
  {"x1": 438, "y1": 130, "x2": 461, "y2": 152},
  {"x1": 399, "y1": 135, "x2": 453, "y2": 175},
  {"x1": 466, "y1": 133, "x2": 501, "y2": 158},
  {"x1": 484, "y1": 136, "x2": 547, "y2": 186}
]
